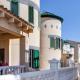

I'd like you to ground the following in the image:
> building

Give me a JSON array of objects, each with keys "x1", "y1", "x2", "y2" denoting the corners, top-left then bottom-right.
[
  {"x1": 61, "y1": 40, "x2": 80, "y2": 67},
  {"x1": 0, "y1": 0, "x2": 40, "y2": 69},
  {"x1": 66, "y1": 40, "x2": 80, "y2": 63},
  {"x1": 40, "y1": 12, "x2": 63, "y2": 70},
  {"x1": 61, "y1": 41, "x2": 74, "y2": 67}
]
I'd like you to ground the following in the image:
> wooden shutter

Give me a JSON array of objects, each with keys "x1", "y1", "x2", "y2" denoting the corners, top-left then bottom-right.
[
  {"x1": 50, "y1": 37, "x2": 55, "y2": 48},
  {"x1": 33, "y1": 50, "x2": 39, "y2": 68},
  {"x1": 11, "y1": 1, "x2": 18, "y2": 16},
  {"x1": 61, "y1": 39, "x2": 64, "y2": 49},
  {"x1": 29, "y1": 6, "x2": 34, "y2": 23},
  {"x1": 56, "y1": 38, "x2": 60, "y2": 49}
]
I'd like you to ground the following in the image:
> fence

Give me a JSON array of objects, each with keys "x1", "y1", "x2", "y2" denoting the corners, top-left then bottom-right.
[{"x1": 0, "y1": 65, "x2": 27, "y2": 75}]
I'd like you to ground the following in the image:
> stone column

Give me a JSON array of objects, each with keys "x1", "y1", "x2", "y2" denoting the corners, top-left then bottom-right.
[
  {"x1": 20, "y1": 36, "x2": 25, "y2": 65},
  {"x1": 9, "y1": 37, "x2": 25, "y2": 66}
]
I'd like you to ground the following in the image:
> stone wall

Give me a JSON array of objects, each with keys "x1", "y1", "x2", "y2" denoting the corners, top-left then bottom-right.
[{"x1": 0, "y1": 67, "x2": 77, "y2": 80}]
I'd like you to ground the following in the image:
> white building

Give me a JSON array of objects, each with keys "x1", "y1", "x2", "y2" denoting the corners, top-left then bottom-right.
[
  {"x1": 62, "y1": 41, "x2": 74, "y2": 67},
  {"x1": 0, "y1": 0, "x2": 40, "y2": 69},
  {"x1": 40, "y1": 12, "x2": 63, "y2": 70}
]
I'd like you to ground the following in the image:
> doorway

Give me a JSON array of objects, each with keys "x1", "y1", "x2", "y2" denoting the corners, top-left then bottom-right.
[{"x1": 0, "y1": 49, "x2": 5, "y2": 63}]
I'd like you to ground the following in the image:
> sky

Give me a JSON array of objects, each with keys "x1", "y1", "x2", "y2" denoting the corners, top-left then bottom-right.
[{"x1": 40, "y1": 0, "x2": 80, "y2": 42}]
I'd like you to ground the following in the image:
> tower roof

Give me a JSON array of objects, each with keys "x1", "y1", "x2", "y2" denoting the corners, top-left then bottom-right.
[{"x1": 41, "y1": 12, "x2": 63, "y2": 23}]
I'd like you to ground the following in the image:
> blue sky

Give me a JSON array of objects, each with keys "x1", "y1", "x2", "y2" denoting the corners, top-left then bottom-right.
[{"x1": 40, "y1": 0, "x2": 80, "y2": 41}]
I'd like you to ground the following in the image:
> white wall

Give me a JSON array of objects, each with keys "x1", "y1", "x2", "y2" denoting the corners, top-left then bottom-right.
[
  {"x1": 70, "y1": 47, "x2": 74, "y2": 62},
  {"x1": 63, "y1": 43, "x2": 71, "y2": 54},
  {"x1": 19, "y1": 0, "x2": 40, "y2": 50},
  {"x1": 78, "y1": 45, "x2": 80, "y2": 63},
  {"x1": 9, "y1": 39, "x2": 20, "y2": 66}
]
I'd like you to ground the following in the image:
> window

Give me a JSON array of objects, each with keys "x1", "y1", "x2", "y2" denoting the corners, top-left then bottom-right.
[
  {"x1": 29, "y1": 49, "x2": 39, "y2": 69},
  {"x1": 51, "y1": 25, "x2": 53, "y2": 28},
  {"x1": 11, "y1": 1, "x2": 18, "y2": 16},
  {"x1": 44, "y1": 24, "x2": 47, "y2": 28},
  {"x1": 28, "y1": 6, "x2": 34, "y2": 24},
  {"x1": 56, "y1": 38, "x2": 60, "y2": 49},
  {"x1": 50, "y1": 37, "x2": 55, "y2": 48}
]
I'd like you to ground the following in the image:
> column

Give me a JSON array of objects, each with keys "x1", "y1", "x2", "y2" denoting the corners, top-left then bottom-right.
[{"x1": 9, "y1": 37, "x2": 25, "y2": 66}]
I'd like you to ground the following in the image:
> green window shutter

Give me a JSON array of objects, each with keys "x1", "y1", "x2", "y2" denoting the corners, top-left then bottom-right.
[
  {"x1": 33, "y1": 50, "x2": 39, "y2": 58},
  {"x1": 50, "y1": 37, "x2": 55, "y2": 48},
  {"x1": 11, "y1": 1, "x2": 18, "y2": 16},
  {"x1": 33, "y1": 50, "x2": 39, "y2": 68},
  {"x1": 11, "y1": 0, "x2": 18, "y2": 2},
  {"x1": 35, "y1": 60, "x2": 38, "y2": 68},
  {"x1": 28, "y1": 6, "x2": 34, "y2": 24},
  {"x1": 33, "y1": 60, "x2": 36, "y2": 68},
  {"x1": 56, "y1": 38, "x2": 60, "y2": 49},
  {"x1": 61, "y1": 39, "x2": 64, "y2": 49},
  {"x1": 59, "y1": 38, "x2": 60, "y2": 48}
]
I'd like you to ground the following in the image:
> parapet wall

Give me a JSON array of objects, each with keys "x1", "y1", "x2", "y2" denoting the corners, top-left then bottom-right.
[{"x1": 0, "y1": 67, "x2": 77, "y2": 80}]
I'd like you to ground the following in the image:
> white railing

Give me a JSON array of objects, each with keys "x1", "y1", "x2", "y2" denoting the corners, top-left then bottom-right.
[
  {"x1": 0, "y1": 67, "x2": 77, "y2": 80},
  {"x1": 0, "y1": 65, "x2": 27, "y2": 75}
]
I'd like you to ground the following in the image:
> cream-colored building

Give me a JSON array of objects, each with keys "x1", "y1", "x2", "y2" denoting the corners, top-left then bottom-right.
[
  {"x1": 62, "y1": 41, "x2": 74, "y2": 67},
  {"x1": 40, "y1": 12, "x2": 63, "y2": 70},
  {"x1": 64, "y1": 40, "x2": 80, "y2": 63},
  {"x1": 0, "y1": 0, "x2": 40, "y2": 69}
]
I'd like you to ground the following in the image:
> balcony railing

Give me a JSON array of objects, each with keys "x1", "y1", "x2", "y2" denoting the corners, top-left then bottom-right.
[{"x1": 0, "y1": 65, "x2": 27, "y2": 75}]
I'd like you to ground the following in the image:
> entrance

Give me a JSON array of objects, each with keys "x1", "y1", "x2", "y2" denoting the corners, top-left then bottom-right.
[{"x1": 0, "y1": 49, "x2": 4, "y2": 63}]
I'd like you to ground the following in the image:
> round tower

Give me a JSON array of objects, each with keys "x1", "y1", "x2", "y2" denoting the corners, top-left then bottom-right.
[{"x1": 40, "y1": 12, "x2": 63, "y2": 70}]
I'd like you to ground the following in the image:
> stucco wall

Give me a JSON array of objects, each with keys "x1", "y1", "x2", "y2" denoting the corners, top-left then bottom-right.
[{"x1": 40, "y1": 18, "x2": 62, "y2": 70}]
